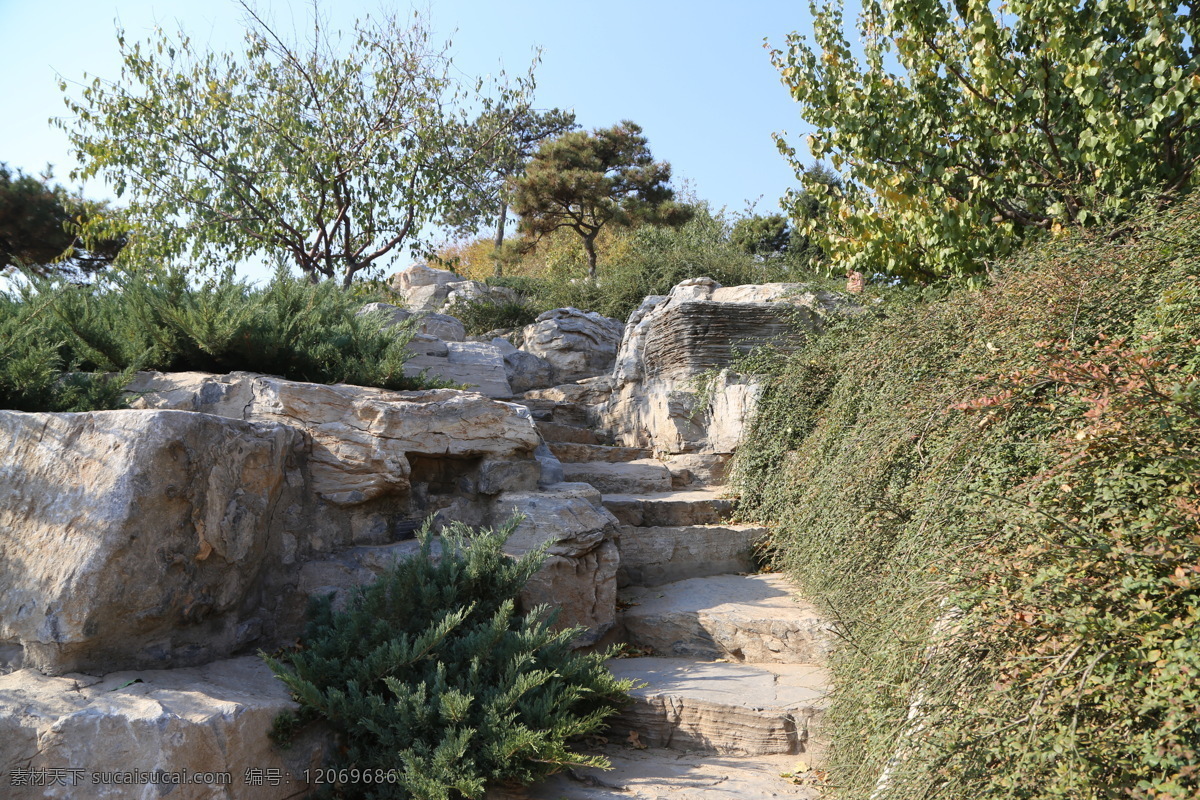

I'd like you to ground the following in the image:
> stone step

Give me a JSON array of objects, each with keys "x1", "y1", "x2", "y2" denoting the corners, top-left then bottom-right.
[
  {"x1": 486, "y1": 746, "x2": 823, "y2": 799},
  {"x1": 601, "y1": 489, "x2": 735, "y2": 527},
  {"x1": 548, "y1": 442, "x2": 653, "y2": 464},
  {"x1": 536, "y1": 420, "x2": 600, "y2": 445},
  {"x1": 561, "y1": 460, "x2": 673, "y2": 494},
  {"x1": 616, "y1": 524, "x2": 768, "y2": 588},
  {"x1": 619, "y1": 574, "x2": 834, "y2": 664},
  {"x1": 604, "y1": 657, "x2": 828, "y2": 757}
]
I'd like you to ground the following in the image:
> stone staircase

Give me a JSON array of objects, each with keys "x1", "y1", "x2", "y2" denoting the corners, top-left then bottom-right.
[{"x1": 492, "y1": 389, "x2": 833, "y2": 799}]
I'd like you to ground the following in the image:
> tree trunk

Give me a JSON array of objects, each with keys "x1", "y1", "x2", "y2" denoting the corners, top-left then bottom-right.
[
  {"x1": 492, "y1": 203, "x2": 507, "y2": 278},
  {"x1": 583, "y1": 235, "x2": 598, "y2": 281}
]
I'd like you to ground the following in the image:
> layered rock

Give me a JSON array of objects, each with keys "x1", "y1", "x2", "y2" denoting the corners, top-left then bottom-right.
[
  {"x1": 0, "y1": 374, "x2": 561, "y2": 672},
  {"x1": 603, "y1": 278, "x2": 852, "y2": 455},
  {"x1": 521, "y1": 308, "x2": 624, "y2": 384},
  {"x1": 0, "y1": 410, "x2": 300, "y2": 675},
  {"x1": 126, "y1": 371, "x2": 541, "y2": 506}
]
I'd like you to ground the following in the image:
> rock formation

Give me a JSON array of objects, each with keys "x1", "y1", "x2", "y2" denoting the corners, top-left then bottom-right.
[
  {"x1": 0, "y1": 275, "x2": 843, "y2": 798},
  {"x1": 520, "y1": 307, "x2": 625, "y2": 384},
  {"x1": 603, "y1": 277, "x2": 853, "y2": 457}
]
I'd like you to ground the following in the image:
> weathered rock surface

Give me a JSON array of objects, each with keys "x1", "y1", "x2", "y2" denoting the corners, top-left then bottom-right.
[
  {"x1": 126, "y1": 371, "x2": 540, "y2": 505},
  {"x1": 403, "y1": 335, "x2": 515, "y2": 397},
  {"x1": 616, "y1": 524, "x2": 767, "y2": 588},
  {"x1": 358, "y1": 301, "x2": 466, "y2": 341},
  {"x1": 0, "y1": 656, "x2": 327, "y2": 799},
  {"x1": 489, "y1": 483, "x2": 621, "y2": 644},
  {"x1": 620, "y1": 575, "x2": 835, "y2": 664},
  {"x1": 521, "y1": 308, "x2": 624, "y2": 384},
  {"x1": 388, "y1": 263, "x2": 461, "y2": 295},
  {"x1": 388, "y1": 265, "x2": 518, "y2": 315},
  {"x1": 660, "y1": 452, "x2": 731, "y2": 487},
  {"x1": 601, "y1": 488, "x2": 734, "y2": 528},
  {"x1": 486, "y1": 746, "x2": 821, "y2": 799},
  {"x1": 548, "y1": 442, "x2": 652, "y2": 464},
  {"x1": 536, "y1": 420, "x2": 600, "y2": 445},
  {"x1": 603, "y1": 278, "x2": 852, "y2": 455},
  {"x1": 560, "y1": 460, "x2": 674, "y2": 494},
  {"x1": 604, "y1": 658, "x2": 828, "y2": 756},
  {"x1": 490, "y1": 337, "x2": 555, "y2": 394},
  {"x1": 520, "y1": 377, "x2": 614, "y2": 410},
  {"x1": 0, "y1": 410, "x2": 299, "y2": 675}
]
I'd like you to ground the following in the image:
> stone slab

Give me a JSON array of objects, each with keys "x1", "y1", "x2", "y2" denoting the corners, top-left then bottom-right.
[
  {"x1": 620, "y1": 575, "x2": 834, "y2": 664},
  {"x1": 0, "y1": 656, "x2": 328, "y2": 799},
  {"x1": 616, "y1": 524, "x2": 767, "y2": 588},
  {"x1": 548, "y1": 442, "x2": 653, "y2": 464},
  {"x1": 601, "y1": 489, "x2": 734, "y2": 527},
  {"x1": 486, "y1": 746, "x2": 821, "y2": 799},
  {"x1": 561, "y1": 460, "x2": 673, "y2": 495},
  {"x1": 536, "y1": 421, "x2": 599, "y2": 445},
  {"x1": 603, "y1": 657, "x2": 828, "y2": 756}
]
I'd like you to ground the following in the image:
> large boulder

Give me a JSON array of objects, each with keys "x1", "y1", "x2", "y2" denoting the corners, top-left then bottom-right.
[
  {"x1": 490, "y1": 337, "x2": 554, "y2": 394},
  {"x1": 388, "y1": 265, "x2": 518, "y2": 315},
  {"x1": 126, "y1": 372, "x2": 540, "y2": 505},
  {"x1": 358, "y1": 302, "x2": 466, "y2": 342},
  {"x1": 0, "y1": 656, "x2": 327, "y2": 799},
  {"x1": 404, "y1": 339, "x2": 514, "y2": 398},
  {"x1": 388, "y1": 263, "x2": 461, "y2": 294},
  {"x1": 488, "y1": 483, "x2": 620, "y2": 645},
  {"x1": 520, "y1": 308, "x2": 624, "y2": 384},
  {"x1": 602, "y1": 278, "x2": 854, "y2": 455},
  {"x1": 0, "y1": 410, "x2": 301, "y2": 675}
]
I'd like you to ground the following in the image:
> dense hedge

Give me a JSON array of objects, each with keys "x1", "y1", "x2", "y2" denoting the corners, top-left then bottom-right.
[
  {"x1": 0, "y1": 268, "x2": 439, "y2": 412},
  {"x1": 733, "y1": 196, "x2": 1200, "y2": 799}
]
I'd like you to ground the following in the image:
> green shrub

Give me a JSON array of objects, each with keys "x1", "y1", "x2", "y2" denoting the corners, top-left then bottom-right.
[
  {"x1": 263, "y1": 516, "x2": 633, "y2": 800},
  {"x1": 0, "y1": 292, "x2": 129, "y2": 412},
  {"x1": 445, "y1": 296, "x2": 539, "y2": 336},
  {"x1": 0, "y1": 267, "x2": 445, "y2": 412},
  {"x1": 732, "y1": 195, "x2": 1200, "y2": 799}
]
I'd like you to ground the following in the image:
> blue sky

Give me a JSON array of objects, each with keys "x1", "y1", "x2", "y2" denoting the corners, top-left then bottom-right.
[{"x1": 1, "y1": 0, "x2": 820, "y2": 267}]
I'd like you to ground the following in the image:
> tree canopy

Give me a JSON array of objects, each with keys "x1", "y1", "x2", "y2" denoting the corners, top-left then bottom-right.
[
  {"x1": 444, "y1": 106, "x2": 577, "y2": 272},
  {"x1": 772, "y1": 0, "x2": 1200, "y2": 280},
  {"x1": 0, "y1": 163, "x2": 124, "y2": 277},
  {"x1": 58, "y1": 4, "x2": 535, "y2": 285},
  {"x1": 510, "y1": 121, "x2": 691, "y2": 280}
]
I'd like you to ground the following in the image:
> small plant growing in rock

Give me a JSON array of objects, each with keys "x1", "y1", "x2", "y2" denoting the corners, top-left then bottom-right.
[{"x1": 263, "y1": 516, "x2": 633, "y2": 799}]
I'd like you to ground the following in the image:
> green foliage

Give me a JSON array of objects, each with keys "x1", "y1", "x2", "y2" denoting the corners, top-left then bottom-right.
[
  {"x1": 0, "y1": 268, "x2": 440, "y2": 412},
  {"x1": 443, "y1": 106, "x2": 578, "y2": 271},
  {"x1": 264, "y1": 516, "x2": 633, "y2": 800},
  {"x1": 731, "y1": 214, "x2": 790, "y2": 257},
  {"x1": 733, "y1": 165, "x2": 842, "y2": 270},
  {"x1": 484, "y1": 203, "x2": 834, "y2": 323},
  {"x1": 511, "y1": 121, "x2": 693, "y2": 279},
  {"x1": 732, "y1": 195, "x2": 1200, "y2": 799},
  {"x1": 772, "y1": 0, "x2": 1200, "y2": 279},
  {"x1": 58, "y1": 5, "x2": 535, "y2": 285},
  {"x1": 0, "y1": 162, "x2": 125, "y2": 277},
  {"x1": 445, "y1": 295, "x2": 539, "y2": 336},
  {"x1": 0, "y1": 292, "x2": 129, "y2": 412}
]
